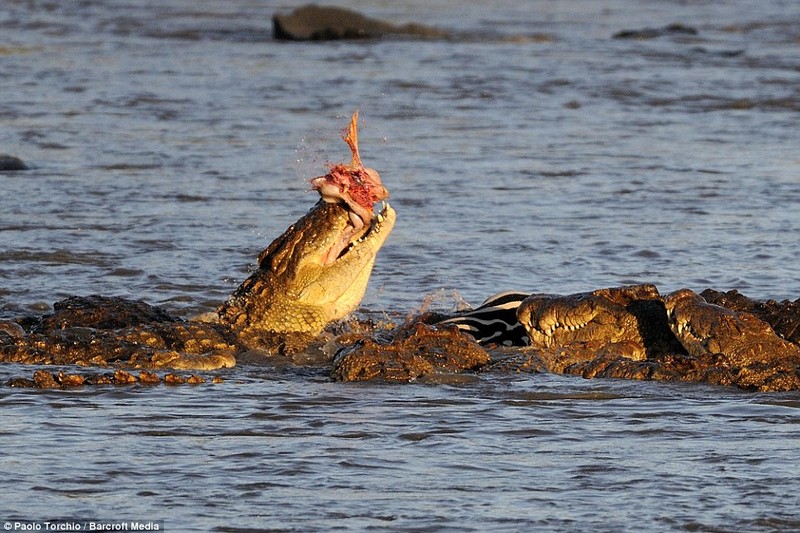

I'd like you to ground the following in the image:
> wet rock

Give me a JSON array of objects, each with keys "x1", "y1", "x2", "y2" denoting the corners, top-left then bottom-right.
[
  {"x1": 332, "y1": 322, "x2": 490, "y2": 382},
  {"x1": 0, "y1": 154, "x2": 27, "y2": 171},
  {"x1": 273, "y1": 5, "x2": 447, "y2": 41},
  {"x1": 613, "y1": 24, "x2": 698, "y2": 40}
]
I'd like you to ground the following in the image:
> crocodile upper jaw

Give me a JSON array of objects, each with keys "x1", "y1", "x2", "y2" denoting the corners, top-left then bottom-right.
[{"x1": 322, "y1": 200, "x2": 392, "y2": 266}]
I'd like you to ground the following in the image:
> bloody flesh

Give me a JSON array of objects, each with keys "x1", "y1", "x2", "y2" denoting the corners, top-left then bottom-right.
[{"x1": 310, "y1": 111, "x2": 388, "y2": 224}]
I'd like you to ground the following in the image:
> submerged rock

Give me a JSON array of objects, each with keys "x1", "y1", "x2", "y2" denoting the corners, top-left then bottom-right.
[
  {"x1": 0, "y1": 154, "x2": 27, "y2": 171},
  {"x1": 273, "y1": 5, "x2": 447, "y2": 41},
  {"x1": 613, "y1": 24, "x2": 698, "y2": 40}
]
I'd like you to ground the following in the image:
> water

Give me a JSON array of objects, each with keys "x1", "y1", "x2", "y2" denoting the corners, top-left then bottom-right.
[{"x1": 1, "y1": 0, "x2": 800, "y2": 530}]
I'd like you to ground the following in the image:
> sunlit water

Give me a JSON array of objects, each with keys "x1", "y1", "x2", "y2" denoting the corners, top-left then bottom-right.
[{"x1": 1, "y1": 0, "x2": 800, "y2": 530}]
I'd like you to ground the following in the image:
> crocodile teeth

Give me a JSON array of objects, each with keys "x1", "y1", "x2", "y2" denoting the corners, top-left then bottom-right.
[{"x1": 375, "y1": 201, "x2": 390, "y2": 224}]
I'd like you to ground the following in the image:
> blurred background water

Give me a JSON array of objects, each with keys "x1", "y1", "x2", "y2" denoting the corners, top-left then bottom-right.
[{"x1": 1, "y1": 1, "x2": 799, "y2": 530}]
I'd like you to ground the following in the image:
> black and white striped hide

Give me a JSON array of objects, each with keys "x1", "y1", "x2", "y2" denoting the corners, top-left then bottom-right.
[{"x1": 437, "y1": 291, "x2": 530, "y2": 347}]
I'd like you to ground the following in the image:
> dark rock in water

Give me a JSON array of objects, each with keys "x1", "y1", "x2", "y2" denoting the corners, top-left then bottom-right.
[
  {"x1": 613, "y1": 23, "x2": 698, "y2": 40},
  {"x1": 273, "y1": 4, "x2": 447, "y2": 41},
  {"x1": 0, "y1": 154, "x2": 27, "y2": 171}
]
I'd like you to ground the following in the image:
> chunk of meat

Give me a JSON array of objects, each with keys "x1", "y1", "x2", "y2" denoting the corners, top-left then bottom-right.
[{"x1": 310, "y1": 111, "x2": 389, "y2": 227}]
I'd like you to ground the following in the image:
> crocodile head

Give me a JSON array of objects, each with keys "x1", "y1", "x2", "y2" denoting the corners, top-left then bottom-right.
[
  {"x1": 516, "y1": 284, "x2": 677, "y2": 361},
  {"x1": 218, "y1": 113, "x2": 395, "y2": 337},
  {"x1": 663, "y1": 288, "x2": 800, "y2": 366}
]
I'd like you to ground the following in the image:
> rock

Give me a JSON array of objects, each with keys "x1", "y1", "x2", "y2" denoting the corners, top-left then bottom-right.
[
  {"x1": 613, "y1": 24, "x2": 698, "y2": 40},
  {"x1": 273, "y1": 5, "x2": 447, "y2": 41},
  {"x1": 0, "y1": 154, "x2": 27, "y2": 171}
]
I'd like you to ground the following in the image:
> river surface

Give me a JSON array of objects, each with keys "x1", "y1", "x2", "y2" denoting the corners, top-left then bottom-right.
[{"x1": 2, "y1": 0, "x2": 800, "y2": 530}]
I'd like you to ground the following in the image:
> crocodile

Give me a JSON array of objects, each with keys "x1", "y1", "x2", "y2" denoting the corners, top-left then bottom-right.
[
  {"x1": 663, "y1": 288, "x2": 800, "y2": 390},
  {"x1": 4, "y1": 114, "x2": 800, "y2": 391},
  {"x1": 219, "y1": 111, "x2": 393, "y2": 345},
  {"x1": 430, "y1": 285, "x2": 800, "y2": 391},
  {"x1": 699, "y1": 288, "x2": 800, "y2": 345},
  {"x1": 332, "y1": 321, "x2": 490, "y2": 383},
  {"x1": 0, "y1": 113, "x2": 395, "y2": 371},
  {"x1": 517, "y1": 284, "x2": 686, "y2": 361}
]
